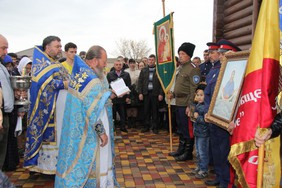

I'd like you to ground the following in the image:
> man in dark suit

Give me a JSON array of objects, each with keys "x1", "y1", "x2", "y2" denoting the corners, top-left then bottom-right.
[
  {"x1": 107, "y1": 59, "x2": 131, "y2": 133},
  {"x1": 138, "y1": 54, "x2": 164, "y2": 134},
  {"x1": 199, "y1": 49, "x2": 212, "y2": 82}
]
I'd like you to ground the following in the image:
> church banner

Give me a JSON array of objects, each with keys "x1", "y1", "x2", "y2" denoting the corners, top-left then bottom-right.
[{"x1": 154, "y1": 13, "x2": 175, "y2": 93}]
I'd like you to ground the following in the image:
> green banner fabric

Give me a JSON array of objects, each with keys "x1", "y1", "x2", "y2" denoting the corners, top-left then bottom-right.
[{"x1": 154, "y1": 13, "x2": 176, "y2": 93}]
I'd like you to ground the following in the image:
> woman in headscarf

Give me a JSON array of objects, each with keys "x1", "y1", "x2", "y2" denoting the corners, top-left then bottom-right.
[
  {"x1": 13, "y1": 57, "x2": 32, "y2": 76},
  {"x1": 14, "y1": 57, "x2": 32, "y2": 157}
]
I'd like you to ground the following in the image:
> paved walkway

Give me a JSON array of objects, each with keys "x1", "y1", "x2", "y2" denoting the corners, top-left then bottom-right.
[{"x1": 6, "y1": 128, "x2": 216, "y2": 188}]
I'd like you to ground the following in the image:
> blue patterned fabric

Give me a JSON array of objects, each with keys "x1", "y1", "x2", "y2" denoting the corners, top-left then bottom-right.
[
  {"x1": 24, "y1": 46, "x2": 65, "y2": 167},
  {"x1": 55, "y1": 56, "x2": 119, "y2": 187}
]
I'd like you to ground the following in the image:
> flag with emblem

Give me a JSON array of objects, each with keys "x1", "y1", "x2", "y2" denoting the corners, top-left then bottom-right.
[
  {"x1": 154, "y1": 13, "x2": 175, "y2": 93},
  {"x1": 228, "y1": 0, "x2": 281, "y2": 187}
]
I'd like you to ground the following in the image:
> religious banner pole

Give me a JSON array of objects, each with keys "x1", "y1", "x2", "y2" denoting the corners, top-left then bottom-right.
[
  {"x1": 161, "y1": 0, "x2": 172, "y2": 152},
  {"x1": 167, "y1": 98, "x2": 173, "y2": 152},
  {"x1": 162, "y1": 0, "x2": 165, "y2": 17},
  {"x1": 257, "y1": 138, "x2": 264, "y2": 188}
]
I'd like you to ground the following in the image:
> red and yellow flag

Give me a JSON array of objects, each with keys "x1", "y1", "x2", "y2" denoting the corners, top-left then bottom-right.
[{"x1": 228, "y1": 0, "x2": 281, "y2": 188}]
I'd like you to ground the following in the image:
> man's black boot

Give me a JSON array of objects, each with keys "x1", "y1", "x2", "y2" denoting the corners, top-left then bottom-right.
[
  {"x1": 174, "y1": 140, "x2": 193, "y2": 161},
  {"x1": 127, "y1": 117, "x2": 132, "y2": 129},
  {"x1": 132, "y1": 117, "x2": 136, "y2": 128},
  {"x1": 169, "y1": 136, "x2": 185, "y2": 157},
  {"x1": 120, "y1": 126, "x2": 128, "y2": 133},
  {"x1": 141, "y1": 127, "x2": 150, "y2": 133}
]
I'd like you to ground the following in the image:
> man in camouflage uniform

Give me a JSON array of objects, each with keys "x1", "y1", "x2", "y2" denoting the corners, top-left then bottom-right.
[{"x1": 169, "y1": 42, "x2": 201, "y2": 161}]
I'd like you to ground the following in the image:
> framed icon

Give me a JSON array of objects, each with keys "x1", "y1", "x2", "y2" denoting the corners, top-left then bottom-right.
[{"x1": 206, "y1": 51, "x2": 249, "y2": 129}]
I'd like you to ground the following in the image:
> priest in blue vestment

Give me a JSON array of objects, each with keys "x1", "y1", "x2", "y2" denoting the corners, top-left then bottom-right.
[
  {"x1": 24, "y1": 36, "x2": 68, "y2": 174},
  {"x1": 55, "y1": 46, "x2": 119, "y2": 187}
]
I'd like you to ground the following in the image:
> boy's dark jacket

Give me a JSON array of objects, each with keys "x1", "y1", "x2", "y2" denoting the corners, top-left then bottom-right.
[{"x1": 193, "y1": 102, "x2": 209, "y2": 137}]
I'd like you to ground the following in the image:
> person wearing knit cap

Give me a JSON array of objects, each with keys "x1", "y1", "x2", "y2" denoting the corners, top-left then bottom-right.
[
  {"x1": 168, "y1": 42, "x2": 201, "y2": 161},
  {"x1": 2, "y1": 55, "x2": 13, "y2": 75},
  {"x1": 204, "y1": 39, "x2": 241, "y2": 187},
  {"x1": 3, "y1": 55, "x2": 12, "y2": 64},
  {"x1": 7, "y1": 53, "x2": 18, "y2": 68}
]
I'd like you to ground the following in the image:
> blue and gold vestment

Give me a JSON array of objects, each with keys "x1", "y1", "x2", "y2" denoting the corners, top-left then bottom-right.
[
  {"x1": 24, "y1": 46, "x2": 66, "y2": 173},
  {"x1": 55, "y1": 56, "x2": 119, "y2": 187}
]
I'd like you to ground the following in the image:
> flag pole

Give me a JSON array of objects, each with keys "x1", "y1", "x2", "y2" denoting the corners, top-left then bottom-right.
[
  {"x1": 160, "y1": 0, "x2": 173, "y2": 152},
  {"x1": 162, "y1": 0, "x2": 165, "y2": 17},
  {"x1": 257, "y1": 143, "x2": 265, "y2": 188},
  {"x1": 167, "y1": 97, "x2": 173, "y2": 152},
  {"x1": 162, "y1": 0, "x2": 173, "y2": 152}
]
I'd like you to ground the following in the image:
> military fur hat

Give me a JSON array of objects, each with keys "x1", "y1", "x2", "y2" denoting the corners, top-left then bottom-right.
[{"x1": 178, "y1": 42, "x2": 196, "y2": 58}]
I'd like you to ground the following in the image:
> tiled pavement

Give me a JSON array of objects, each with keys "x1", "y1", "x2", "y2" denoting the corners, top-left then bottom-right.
[{"x1": 6, "y1": 128, "x2": 216, "y2": 188}]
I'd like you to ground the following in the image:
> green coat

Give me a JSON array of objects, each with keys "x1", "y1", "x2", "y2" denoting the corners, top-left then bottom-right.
[{"x1": 174, "y1": 61, "x2": 200, "y2": 107}]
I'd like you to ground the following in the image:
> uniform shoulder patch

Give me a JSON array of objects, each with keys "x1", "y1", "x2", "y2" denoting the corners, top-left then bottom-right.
[{"x1": 193, "y1": 75, "x2": 200, "y2": 84}]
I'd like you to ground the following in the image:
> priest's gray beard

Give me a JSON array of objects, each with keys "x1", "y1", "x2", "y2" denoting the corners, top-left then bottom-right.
[{"x1": 93, "y1": 67, "x2": 105, "y2": 79}]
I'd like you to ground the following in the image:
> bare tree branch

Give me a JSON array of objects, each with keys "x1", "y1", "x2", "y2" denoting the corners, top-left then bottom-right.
[{"x1": 113, "y1": 38, "x2": 151, "y2": 61}]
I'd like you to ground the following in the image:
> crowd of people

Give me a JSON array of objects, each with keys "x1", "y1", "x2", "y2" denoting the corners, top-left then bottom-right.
[
  {"x1": 0, "y1": 33, "x2": 281, "y2": 188},
  {"x1": 0, "y1": 34, "x2": 121, "y2": 187}
]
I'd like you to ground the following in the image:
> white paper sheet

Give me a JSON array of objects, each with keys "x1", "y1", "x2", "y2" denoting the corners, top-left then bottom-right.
[{"x1": 110, "y1": 78, "x2": 130, "y2": 97}]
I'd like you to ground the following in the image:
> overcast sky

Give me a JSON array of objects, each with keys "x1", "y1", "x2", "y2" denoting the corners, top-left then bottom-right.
[{"x1": 0, "y1": 0, "x2": 213, "y2": 58}]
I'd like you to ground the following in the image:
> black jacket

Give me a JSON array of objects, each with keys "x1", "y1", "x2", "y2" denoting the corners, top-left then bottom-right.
[
  {"x1": 137, "y1": 66, "x2": 163, "y2": 96},
  {"x1": 107, "y1": 70, "x2": 131, "y2": 104},
  {"x1": 110, "y1": 64, "x2": 129, "y2": 72},
  {"x1": 270, "y1": 113, "x2": 282, "y2": 138},
  {"x1": 193, "y1": 102, "x2": 209, "y2": 137}
]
